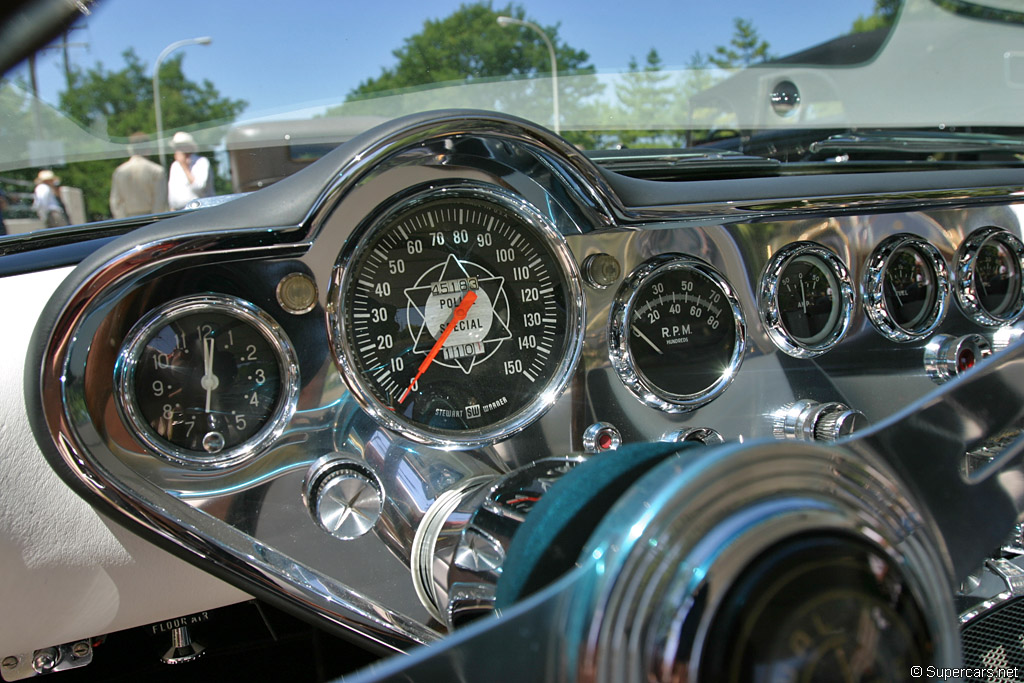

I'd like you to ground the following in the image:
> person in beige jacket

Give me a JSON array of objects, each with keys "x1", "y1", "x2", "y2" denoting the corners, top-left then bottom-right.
[{"x1": 110, "y1": 132, "x2": 168, "y2": 219}]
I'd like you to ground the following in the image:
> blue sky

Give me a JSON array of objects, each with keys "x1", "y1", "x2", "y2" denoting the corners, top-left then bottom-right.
[{"x1": 21, "y1": 0, "x2": 876, "y2": 121}]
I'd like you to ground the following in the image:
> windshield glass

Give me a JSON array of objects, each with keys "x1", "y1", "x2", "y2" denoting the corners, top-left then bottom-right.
[{"x1": 1, "y1": 0, "x2": 1020, "y2": 232}]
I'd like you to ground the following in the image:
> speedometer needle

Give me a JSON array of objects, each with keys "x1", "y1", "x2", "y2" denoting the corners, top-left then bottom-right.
[{"x1": 399, "y1": 289, "x2": 478, "y2": 404}]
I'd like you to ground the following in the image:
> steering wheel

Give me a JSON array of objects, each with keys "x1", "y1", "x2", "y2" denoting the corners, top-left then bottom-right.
[{"x1": 351, "y1": 338, "x2": 1024, "y2": 682}]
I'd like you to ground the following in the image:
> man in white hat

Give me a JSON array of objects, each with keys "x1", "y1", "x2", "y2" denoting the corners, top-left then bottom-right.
[
  {"x1": 167, "y1": 131, "x2": 213, "y2": 210},
  {"x1": 110, "y1": 132, "x2": 168, "y2": 218},
  {"x1": 33, "y1": 170, "x2": 69, "y2": 228}
]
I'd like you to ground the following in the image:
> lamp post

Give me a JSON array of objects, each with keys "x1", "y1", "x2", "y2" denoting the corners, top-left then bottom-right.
[
  {"x1": 496, "y1": 16, "x2": 559, "y2": 134},
  {"x1": 153, "y1": 36, "x2": 212, "y2": 168}
]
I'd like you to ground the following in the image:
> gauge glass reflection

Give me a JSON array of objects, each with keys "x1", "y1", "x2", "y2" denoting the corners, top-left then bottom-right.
[
  {"x1": 777, "y1": 254, "x2": 841, "y2": 345},
  {"x1": 611, "y1": 256, "x2": 745, "y2": 411},
  {"x1": 883, "y1": 246, "x2": 937, "y2": 332},
  {"x1": 865, "y1": 235, "x2": 949, "y2": 342},
  {"x1": 116, "y1": 295, "x2": 298, "y2": 468},
  {"x1": 974, "y1": 238, "x2": 1021, "y2": 317}
]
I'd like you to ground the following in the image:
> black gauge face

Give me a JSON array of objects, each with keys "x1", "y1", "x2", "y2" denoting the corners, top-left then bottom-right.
[
  {"x1": 975, "y1": 239, "x2": 1021, "y2": 316},
  {"x1": 118, "y1": 296, "x2": 296, "y2": 466},
  {"x1": 700, "y1": 535, "x2": 933, "y2": 683},
  {"x1": 776, "y1": 254, "x2": 840, "y2": 345},
  {"x1": 337, "y1": 189, "x2": 579, "y2": 444},
  {"x1": 621, "y1": 260, "x2": 743, "y2": 407},
  {"x1": 883, "y1": 246, "x2": 937, "y2": 331}
]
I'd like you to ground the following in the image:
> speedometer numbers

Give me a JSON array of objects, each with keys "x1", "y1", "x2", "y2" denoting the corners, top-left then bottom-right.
[
  {"x1": 760, "y1": 242, "x2": 855, "y2": 358},
  {"x1": 331, "y1": 185, "x2": 583, "y2": 448},
  {"x1": 610, "y1": 255, "x2": 746, "y2": 412},
  {"x1": 114, "y1": 294, "x2": 299, "y2": 469}
]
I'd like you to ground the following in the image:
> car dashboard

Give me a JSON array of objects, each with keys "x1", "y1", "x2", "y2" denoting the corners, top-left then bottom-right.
[{"x1": 15, "y1": 111, "x2": 1024, "y2": 680}]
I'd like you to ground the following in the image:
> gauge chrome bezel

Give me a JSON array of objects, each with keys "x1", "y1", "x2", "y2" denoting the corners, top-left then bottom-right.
[
  {"x1": 113, "y1": 293, "x2": 300, "y2": 469},
  {"x1": 759, "y1": 242, "x2": 855, "y2": 358},
  {"x1": 863, "y1": 234, "x2": 950, "y2": 343},
  {"x1": 328, "y1": 182, "x2": 586, "y2": 449},
  {"x1": 609, "y1": 254, "x2": 746, "y2": 413},
  {"x1": 954, "y1": 227, "x2": 1024, "y2": 327}
]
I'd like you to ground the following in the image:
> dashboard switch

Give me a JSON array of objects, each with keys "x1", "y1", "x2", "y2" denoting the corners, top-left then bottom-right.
[
  {"x1": 773, "y1": 400, "x2": 866, "y2": 443},
  {"x1": 583, "y1": 422, "x2": 621, "y2": 453},
  {"x1": 924, "y1": 333, "x2": 991, "y2": 384}
]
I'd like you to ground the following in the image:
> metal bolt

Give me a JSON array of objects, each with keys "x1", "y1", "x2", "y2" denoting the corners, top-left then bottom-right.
[
  {"x1": 1, "y1": 656, "x2": 18, "y2": 670},
  {"x1": 72, "y1": 641, "x2": 90, "y2": 659}
]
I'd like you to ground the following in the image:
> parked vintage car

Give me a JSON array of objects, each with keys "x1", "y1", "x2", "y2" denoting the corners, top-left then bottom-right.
[{"x1": 5, "y1": 1, "x2": 1024, "y2": 681}]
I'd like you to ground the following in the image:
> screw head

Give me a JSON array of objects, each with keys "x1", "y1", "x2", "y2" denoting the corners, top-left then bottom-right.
[
  {"x1": 2, "y1": 656, "x2": 18, "y2": 670},
  {"x1": 72, "y1": 641, "x2": 91, "y2": 659}
]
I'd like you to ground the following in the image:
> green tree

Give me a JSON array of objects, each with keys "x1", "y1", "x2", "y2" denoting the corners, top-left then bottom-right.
[
  {"x1": 851, "y1": 0, "x2": 901, "y2": 33},
  {"x1": 56, "y1": 48, "x2": 246, "y2": 219},
  {"x1": 340, "y1": 2, "x2": 602, "y2": 147},
  {"x1": 707, "y1": 18, "x2": 774, "y2": 69},
  {"x1": 615, "y1": 48, "x2": 679, "y2": 147}
]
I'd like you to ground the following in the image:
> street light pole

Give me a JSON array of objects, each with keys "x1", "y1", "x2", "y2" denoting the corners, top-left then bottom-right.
[
  {"x1": 496, "y1": 16, "x2": 559, "y2": 135},
  {"x1": 153, "y1": 36, "x2": 212, "y2": 168}
]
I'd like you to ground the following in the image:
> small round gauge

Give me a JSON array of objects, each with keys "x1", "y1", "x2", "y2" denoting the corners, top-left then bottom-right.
[
  {"x1": 864, "y1": 234, "x2": 949, "y2": 342},
  {"x1": 115, "y1": 294, "x2": 300, "y2": 468},
  {"x1": 330, "y1": 183, "x2": 584, "y2": 448},
  {"x1": 760, "y1": 242, "x2": 855, "y2": 357},
  {"x1": 610, "y1": 255, "x2": 745, "y2": 412},
  {"x1": 955, "y1": 227, "x2": 1024, "y2": 326}
]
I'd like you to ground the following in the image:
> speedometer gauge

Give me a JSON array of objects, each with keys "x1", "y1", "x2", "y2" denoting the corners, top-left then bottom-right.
[
  {"x1": 863, "y1": 234, "x2": 949, "y2": 342},
  {"x1": 954, "y1": 227, "x2": 1024, "y2": 326},
  {"x1": 609, "y1": 255, "x2": 746, "y2": 412},
  {"x1": 330, "y1": 184, "x2": 584, "y2": 448}
]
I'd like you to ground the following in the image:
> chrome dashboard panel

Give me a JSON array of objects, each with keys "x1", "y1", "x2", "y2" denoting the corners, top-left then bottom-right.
[{"x1": 25, "y1": 111, "x2": 1024, "y2": 660}]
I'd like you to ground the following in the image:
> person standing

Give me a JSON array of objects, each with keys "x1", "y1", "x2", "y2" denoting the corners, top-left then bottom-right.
[
  {"x1": 167, "y1": 131, "x2": 213, "y2": 210},
  {"x1": 32, "y1": 170, "x2": 68, "y2": 228},
  {"x1": 110, "y1": 132, "x2": 168, "y2": 218}
]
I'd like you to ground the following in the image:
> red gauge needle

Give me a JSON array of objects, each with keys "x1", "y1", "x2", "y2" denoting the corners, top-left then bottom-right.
[{"x1": 399, "y1": 289, "x2": 478, "y2": 404}]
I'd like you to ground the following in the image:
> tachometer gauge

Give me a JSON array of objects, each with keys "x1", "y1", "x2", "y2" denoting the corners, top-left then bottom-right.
[
  {"x1": 609, "y1": 255, "x2": 745, "y2": 412},
  {"x1": 114, "y1": 294, "x2": 300, "y2": 469},
  {"x1": 954, "y1": 227, "x2": 1024, "y2": 326},
  {"x1": 864, "y1": 234, "x2": 949, "y2": 342},
  {"x1": 330, "y1": 184, "x2": 584, "y2": 448},
  {"x1": 760, "y1": 242, "x2": 855, "y2": 357}
]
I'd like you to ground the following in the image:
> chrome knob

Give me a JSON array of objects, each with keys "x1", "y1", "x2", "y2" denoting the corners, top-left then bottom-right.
[
  {"x1": 813, "y1": 407, "x2": 865, "y2": 442},
  {"x1": 773, "y1": 400, "x2": 866, "y2": 443},
  {"x1": 924, "y1": 333, "x2": 991, "y2": 384},
  {"x1": 310, "y1": 465, "x2": 383, "y2": 540}
]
